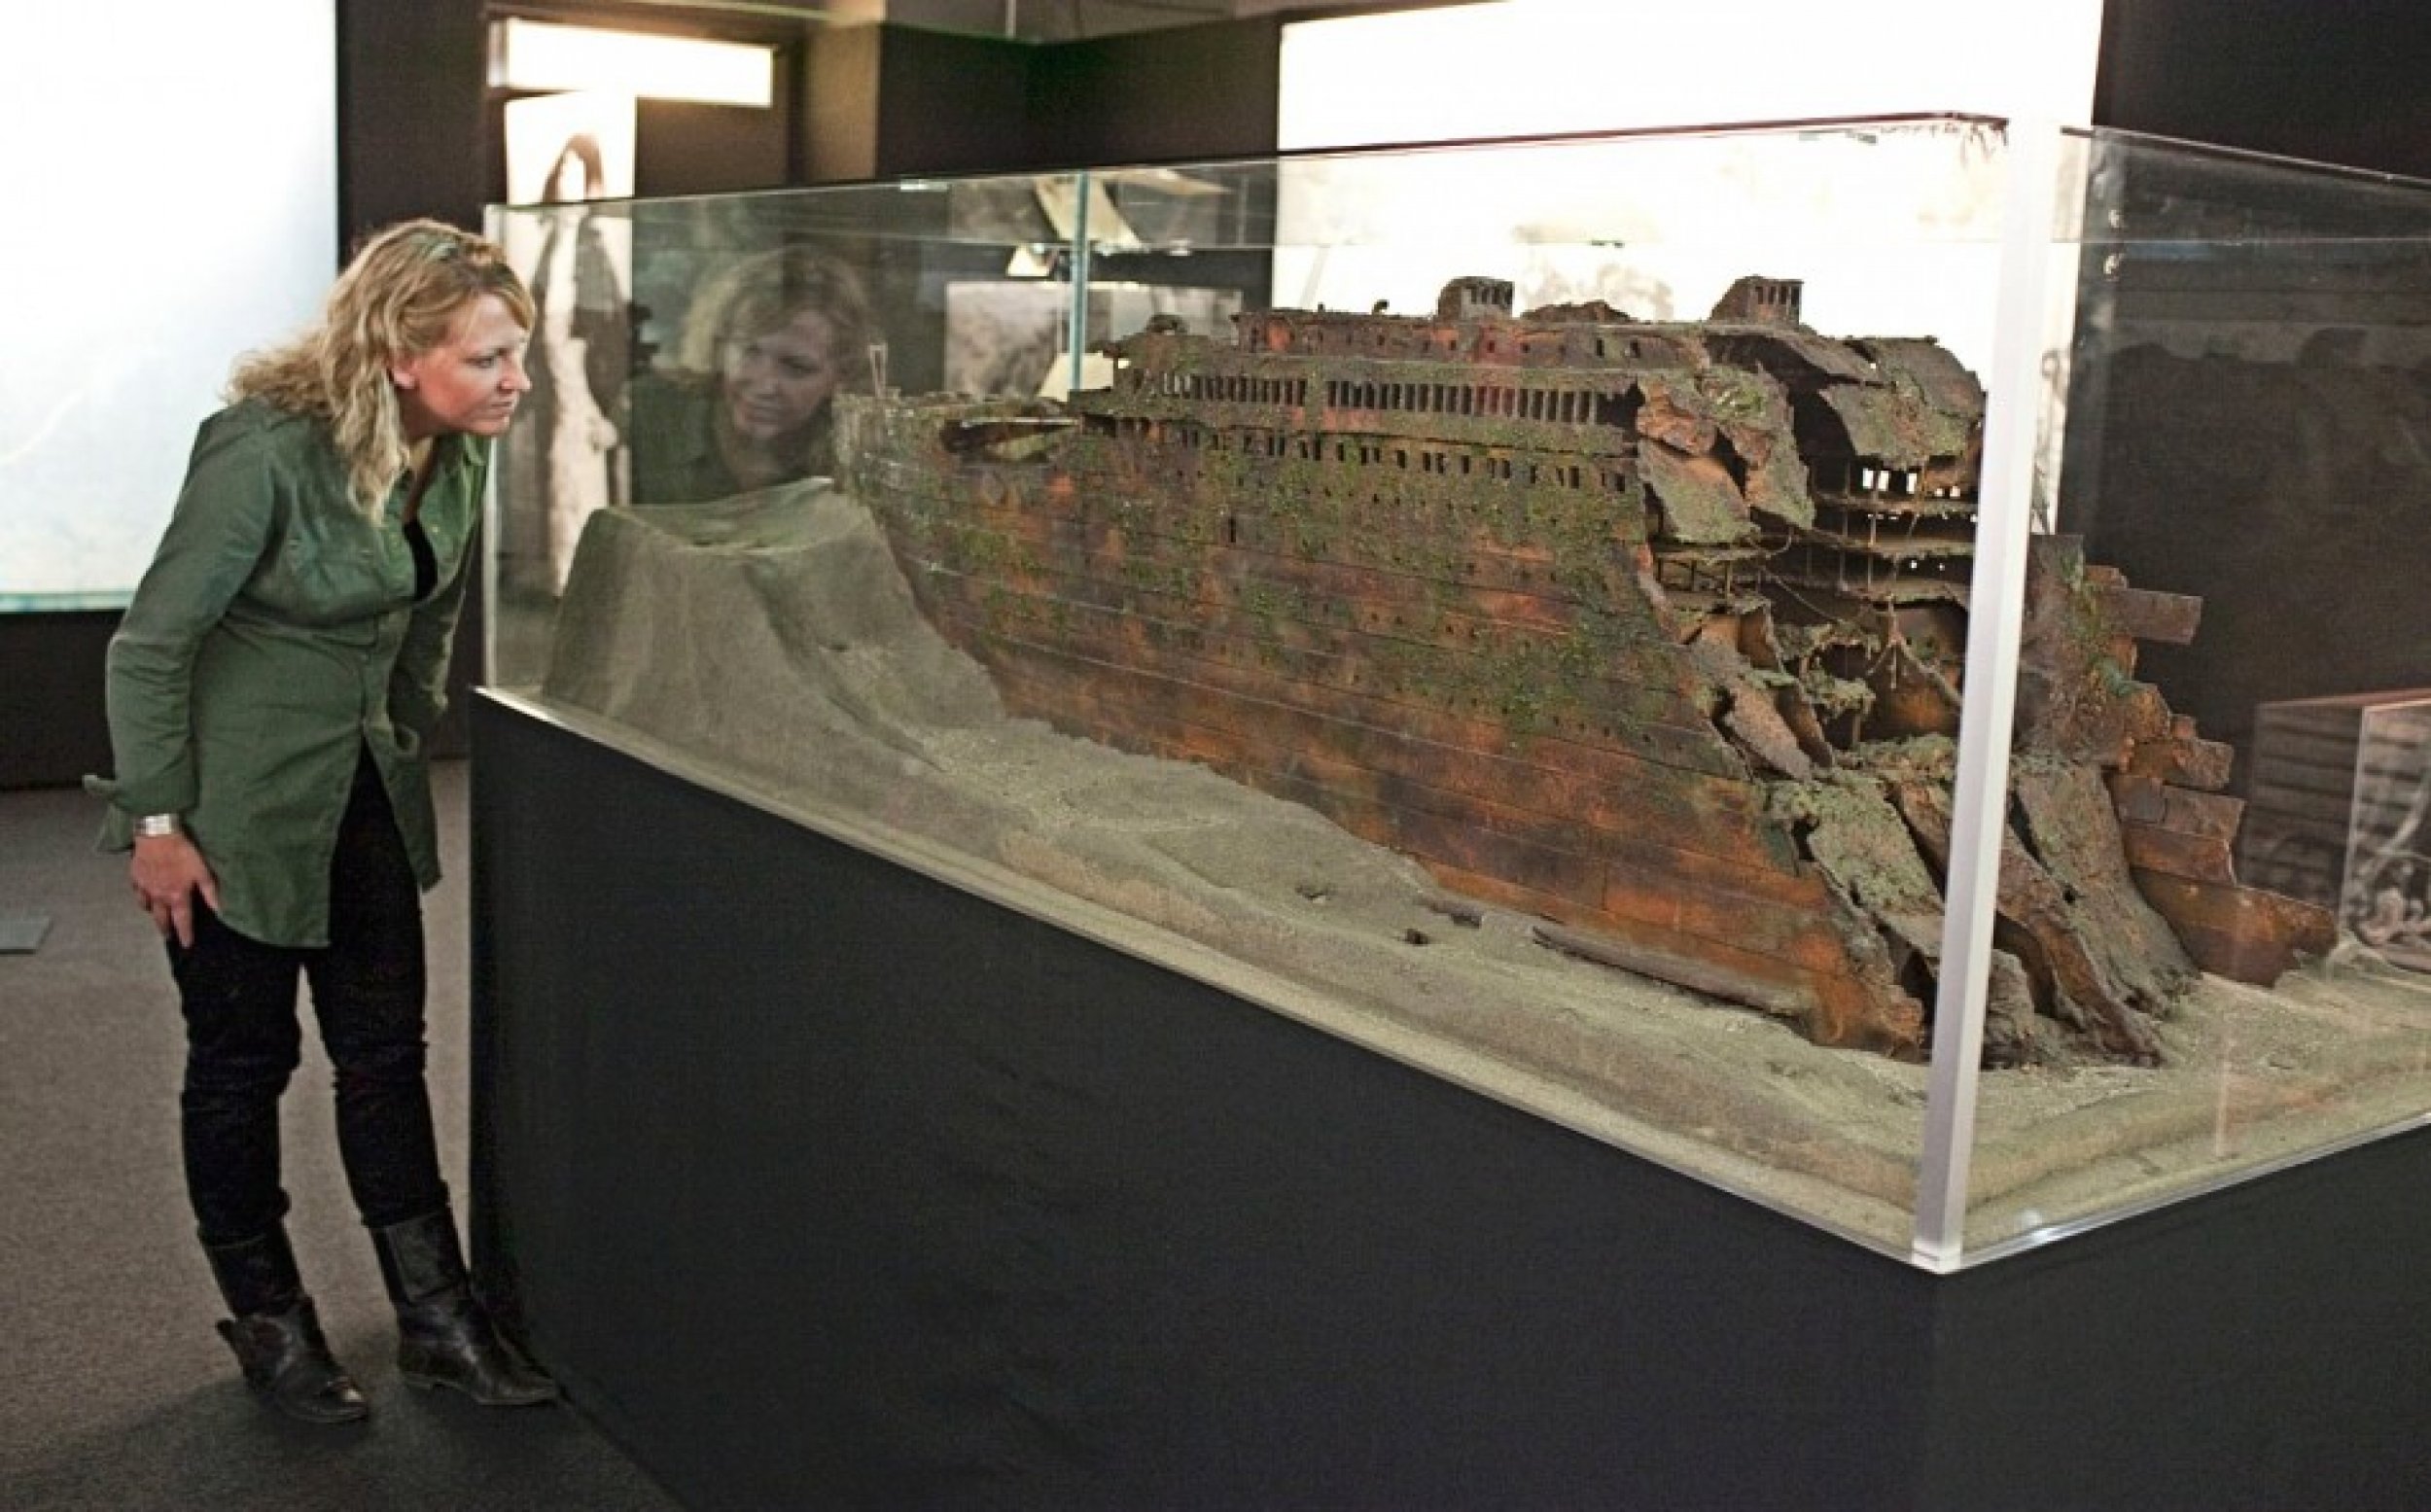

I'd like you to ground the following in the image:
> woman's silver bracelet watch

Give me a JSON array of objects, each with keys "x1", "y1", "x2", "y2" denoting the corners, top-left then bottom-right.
[{"x1": 134, "y1": 813, "x2": 182, "y2": 839}]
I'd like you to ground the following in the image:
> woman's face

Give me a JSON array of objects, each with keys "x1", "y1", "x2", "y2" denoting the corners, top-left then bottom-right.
[
  {"x1": 391, "y1": 294, "x2": 532, "y2": 441},
  {"x1": 720, "y1": 307, "x2": 840, "y2": 443}
]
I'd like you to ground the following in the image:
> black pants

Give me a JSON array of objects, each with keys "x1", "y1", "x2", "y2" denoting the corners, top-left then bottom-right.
[{"x1": 167, "y1": 750, "x2": 447, "y2": 1248}]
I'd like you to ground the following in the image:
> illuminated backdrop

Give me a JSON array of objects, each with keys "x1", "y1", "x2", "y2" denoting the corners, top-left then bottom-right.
[{"x1": 0, "y1": 1, "x2": 336, "y2": 608}]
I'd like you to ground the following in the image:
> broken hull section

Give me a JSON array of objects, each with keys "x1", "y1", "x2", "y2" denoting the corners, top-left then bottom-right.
[{"x1": 836, "y1": 279, "x2": 2330, "y2": 1064}]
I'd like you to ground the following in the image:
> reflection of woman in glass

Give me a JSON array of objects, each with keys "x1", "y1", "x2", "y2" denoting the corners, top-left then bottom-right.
[
  {"x1": 627, "y1": 246, "x2": 874, "y2": 504},
  {"x1": 529, "y1": 132, "x2": 628, "y2": 582}
]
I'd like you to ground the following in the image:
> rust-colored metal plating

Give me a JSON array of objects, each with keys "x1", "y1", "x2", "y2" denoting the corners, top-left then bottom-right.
[{"x1": 836, "y1": 277, "x2": 2332, "y2": 1065}]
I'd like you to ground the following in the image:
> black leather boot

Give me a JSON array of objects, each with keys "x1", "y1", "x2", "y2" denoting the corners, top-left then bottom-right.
[
  {"x1": 203, "y1": 1228, "x2": 370, "y2": 1424},
  {"x1": 370, "y1": 1210, "x2": 557, "y2": 1407}
]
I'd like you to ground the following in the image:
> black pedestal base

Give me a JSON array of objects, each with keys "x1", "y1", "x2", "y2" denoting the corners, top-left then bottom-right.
[{"x1": 472, "y1": 694, "x2": 2431, "y2": 1509}]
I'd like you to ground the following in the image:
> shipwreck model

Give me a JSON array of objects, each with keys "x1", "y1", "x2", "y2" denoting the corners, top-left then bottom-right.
[{"x1": 834, "y1": 276, "x2": 2333, "y2": 1065}]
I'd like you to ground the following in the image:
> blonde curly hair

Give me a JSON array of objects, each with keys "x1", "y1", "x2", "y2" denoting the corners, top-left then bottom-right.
[
  {"x1": 674, "y1": 244, "x2": 873, "y2": 385},
  {"x1": 229, "y1": 219, "x2": 535, "y2": 514}
]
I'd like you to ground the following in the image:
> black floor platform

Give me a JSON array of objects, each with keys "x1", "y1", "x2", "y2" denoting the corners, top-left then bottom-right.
[{"x1": 473, "y1": 693, "x2": 2431, "y2": 1510}]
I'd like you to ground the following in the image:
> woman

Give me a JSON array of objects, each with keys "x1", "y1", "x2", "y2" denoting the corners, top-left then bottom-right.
[
  {"x1": 88, "y1": 219, "x2": 557, "y2": 1424},
  {"x1": 627, "y1": 244, "x2": 875, "y2": 504}
]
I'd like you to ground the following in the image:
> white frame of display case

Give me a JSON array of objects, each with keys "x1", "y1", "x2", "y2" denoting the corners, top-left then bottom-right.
[{"x1": 1911, "y1": 116, "x2": 2061, "y2": 1270}]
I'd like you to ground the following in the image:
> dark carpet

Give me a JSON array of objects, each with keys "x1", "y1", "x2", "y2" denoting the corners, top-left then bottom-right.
[{"x1": 0, "y1": 761, "x2": 686, "y2": 1511}]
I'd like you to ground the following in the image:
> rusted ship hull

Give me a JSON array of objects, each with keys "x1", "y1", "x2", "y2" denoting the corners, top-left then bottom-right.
[{"x1": 836, "y1": 278, "x2": 2331, "y2": 1064}]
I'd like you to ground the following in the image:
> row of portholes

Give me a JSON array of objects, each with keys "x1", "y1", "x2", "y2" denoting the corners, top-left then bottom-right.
[
  {"x1": 1061, "y1": 460, "x2": 1617, "y2": 573},
  {"x1": 1130, "y1": 370, "x2": 1312, "y2": 406},
  {"x1": 1114, "y1": 364, "x2": 1634, "y2": 431},
  {"x1": 1187, "y1": 429, "x2": 1613, "y2": 491},
  {"x1": 1321, "y1": 378, "x2": 1624, "y2": 426},
  {"x1": 1351, "y1": 604, "x2": 1537, "y2": 657},
  {"x1": 1270, "y1": 323, "x2": 1650, "y2": 367},
  {"x1": 1312, "y1": 444, "x2": 1603, "y2": 493},
  {"x1": 1250, "y1": 320, "x2": 1460, "y2": 360},
  {"x1": 1221, "y1": 501, "x2": 1540, "y2": 558},
  {"x1": 1084, "y1": 479, "x2": 1611, "y2": 576},
  {"x1": 1088, "y1": 439, "x2": 1610, "y2": 496}
]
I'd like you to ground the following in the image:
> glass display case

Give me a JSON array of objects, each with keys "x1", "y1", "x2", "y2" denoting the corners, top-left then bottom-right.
[{"x1": 484, "y1": 114, "x2": 2431, "y2": 1270}]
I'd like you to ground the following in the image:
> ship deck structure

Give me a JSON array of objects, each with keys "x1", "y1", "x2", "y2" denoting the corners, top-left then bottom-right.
[{"x1": 835, "y1": 275, "x2": 2334, "y2": 1066}]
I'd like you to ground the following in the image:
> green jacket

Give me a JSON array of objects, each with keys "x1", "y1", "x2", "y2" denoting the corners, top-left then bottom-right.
[
  {"x1": 625, "y1": 370, "x2": 739, "y2": 505},
  {"x1": 625, "y1": 369, "x2": 834, "y2": 506},
  {"x1": 86, "y1": 400, "x2": 486, "y2": 947}
]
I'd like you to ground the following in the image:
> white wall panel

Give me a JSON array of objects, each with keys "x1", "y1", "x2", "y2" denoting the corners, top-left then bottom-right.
[{"x1": 0, "y1": 1, "x2": 336, "y2": 605}]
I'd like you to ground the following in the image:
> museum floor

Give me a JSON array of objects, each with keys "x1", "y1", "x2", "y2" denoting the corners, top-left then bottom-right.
[{"x1": 0, "y1": 759, "x2": 684, "y2": 1511}]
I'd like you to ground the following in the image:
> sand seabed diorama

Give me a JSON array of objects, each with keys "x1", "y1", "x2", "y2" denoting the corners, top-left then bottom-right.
[{"x1": 535, "y1": 279, "x2": 2431, "y2": 1255}]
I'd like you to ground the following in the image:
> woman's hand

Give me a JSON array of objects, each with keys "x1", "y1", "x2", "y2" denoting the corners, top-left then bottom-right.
[{"x1": 129, "y1": 833, "x2": 221, "y2": 948}]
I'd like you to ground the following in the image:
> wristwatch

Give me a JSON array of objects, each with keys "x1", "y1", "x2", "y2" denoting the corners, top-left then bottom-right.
[{"x1": 134, "y1": 813, "x2": 182, "y2": 839}]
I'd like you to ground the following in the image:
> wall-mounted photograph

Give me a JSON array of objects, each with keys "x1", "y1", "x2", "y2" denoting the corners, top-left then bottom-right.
[{"x1": 501, "y1": 90, "x2": 636, "y2": 591}]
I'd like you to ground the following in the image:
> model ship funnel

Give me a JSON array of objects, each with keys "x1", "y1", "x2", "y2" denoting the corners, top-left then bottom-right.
[
  {"x1": 1709, "y1": 275, "x2": 1803, "y2": 326},
  {"x1": 1435, "y1": 276, "x2": 1515, "y2": 321},
  {"x1": 834, "y1": 278, "x2": 2332, "y2": 1066}
]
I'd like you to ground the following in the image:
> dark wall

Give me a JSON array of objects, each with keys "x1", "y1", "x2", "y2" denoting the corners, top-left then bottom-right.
[
  {"x1": 631, "y1": 99, "x2": 797, "y2": 196},
  {"x1": 0, "y1": 614, "x2": 114, "y2": 791},
  {"x1": 335, "y1": 0, "x2": 494, "y2": 761},
  {"x1": 2076, "y1": 0, "x2": 2431, "y2": 770},
  {"x1": 2095, "y1": 0, "x2": 2431, "y2": 177},
  {"x1": 1032, "y1": 18, "x2": 1284, "y2": 169},
  {"x1": 337, "y1": 0, "x2": 490, "y2": 251},
  {"x1": 860, "y1": 19, "x2": 1282, "y2": 179},
  {"x1": 872, "y1": 27, "x2": 1039, "y2": 177}
]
